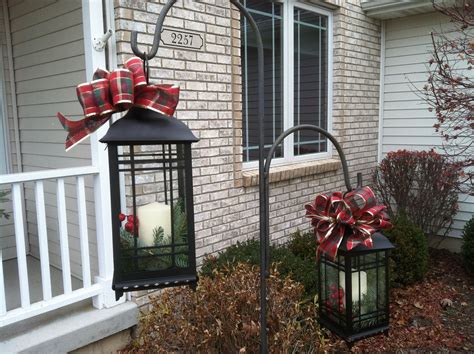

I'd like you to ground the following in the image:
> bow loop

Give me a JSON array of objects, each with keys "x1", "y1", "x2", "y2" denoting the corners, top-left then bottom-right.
[
  {"x1": 57, "y1": 57, "x2": 180, "y2": 151},
  {"x1": 306, "y1": 186, "x2": 392, "y2": 260}
]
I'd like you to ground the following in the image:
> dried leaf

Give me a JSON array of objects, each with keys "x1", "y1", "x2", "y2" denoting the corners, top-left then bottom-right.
[
  {"x1": 413, "y1": 302, "x2": 424, "y2": 309},
  {"x1": 440, "y1": 298, "x2": 453, "y2": 308}
]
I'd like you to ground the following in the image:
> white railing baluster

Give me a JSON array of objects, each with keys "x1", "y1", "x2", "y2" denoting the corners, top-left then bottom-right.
[
  {"x1": 12, "y1": 183, "x2": 30, "y2": 308},
  {"x1": 35, "y1": 181, "x2": 52, "y2": 300},
  {"x1": 0, "y1": 167, "x2": 107, "y2": 327},
  {"x1": 76, "y1": 176, "x2": 91, "y2": 288},
  {"x1": 56, "y1": 178, "x2": 72, "y2": 294},
  {"x1": 0, "y1": 249, "x2": 6, "y2": 315}
]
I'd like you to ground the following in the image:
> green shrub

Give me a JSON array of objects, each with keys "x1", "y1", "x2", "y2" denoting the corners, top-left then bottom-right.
[
  {"x1": 288, "y1": 230, "x2": 317, "y2": 261},
  {"x1": 132, "y1": 264, "x2": 325, "y2": 353},
  {"x1": 200, "y1": 239, "x2": 261, "y2": 276},
  {"x1": 385, "y1": 214, "x2": 428, "y2": 287},
  {"x1": 201, "y1": 232, "x2": 318, "y2": 298},
  {"x1": 271, "y1": 246, "x2": 318, "y2": 298},
  {"x1": 461, "y1": 217, "x2": 474, "y2": 274}
]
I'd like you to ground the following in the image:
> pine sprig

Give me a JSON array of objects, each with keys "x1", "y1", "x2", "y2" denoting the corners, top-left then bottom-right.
[{"x1": 149, "y1": 199, "x2": 189, "y2": 269}]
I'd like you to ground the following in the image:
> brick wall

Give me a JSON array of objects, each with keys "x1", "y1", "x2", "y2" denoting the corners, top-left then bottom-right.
[{"x1": 113, "y1": 0, "x2": 381, "y2": 307}]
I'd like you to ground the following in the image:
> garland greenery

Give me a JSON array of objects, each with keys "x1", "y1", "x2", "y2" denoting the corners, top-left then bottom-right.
[{"x1": 120, "y1": 199, "x2": 189, "y2": 272}]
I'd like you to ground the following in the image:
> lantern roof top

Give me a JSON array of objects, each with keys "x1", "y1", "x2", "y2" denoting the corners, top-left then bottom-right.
[
  {"x1": 100, "y1": 107, "x2": 199, "y2": 144},
  {"x1": 338, "y1": 232, "x2": 394, "y2": 255}
]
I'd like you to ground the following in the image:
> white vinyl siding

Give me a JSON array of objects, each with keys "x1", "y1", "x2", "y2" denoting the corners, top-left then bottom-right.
[
  {"x1": 5, "y1": 0, "x2": 98, "y2": 276},
  {"x1": 381, "y1": 11, "x2": 473, "y2": 238}
]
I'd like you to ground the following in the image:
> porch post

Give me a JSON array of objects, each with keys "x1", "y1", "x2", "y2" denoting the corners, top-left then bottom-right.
[{"x1": 82, "y1": 0, "x2": 123, "y2": 308}]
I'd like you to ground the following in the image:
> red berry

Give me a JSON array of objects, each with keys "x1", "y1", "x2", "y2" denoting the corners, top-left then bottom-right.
[
  {"x1": 119, "y1": 213, "x2": 126, "y2": 222},
  {"x1": 124, "y1": 222, "x2": 134, "y2": 233},
  {"x1": 127, "y1": 215, "x2": 135, "y2": 222}
]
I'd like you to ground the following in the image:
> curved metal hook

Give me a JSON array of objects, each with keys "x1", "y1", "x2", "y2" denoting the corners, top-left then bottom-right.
[
  {"x1": 130, "y1": 0, "x2": 178, "y2": 60},
  {"x1": 131, "y1": 1, "x2": 266, "y2": 351},
  {"x1": 229, "y1": 1, "x2": 269, "y2": 353},
  {"x1": 264, "y1": 125, "x2": 353, "y2": 192}
]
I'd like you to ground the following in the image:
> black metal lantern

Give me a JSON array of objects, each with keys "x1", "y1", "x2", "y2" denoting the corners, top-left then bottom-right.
[
  {"x1": 100, "y1": 107, "x2": 199, "y2": 299},
  {"x1": 318, "y1": 231, "x2": 394, "y2": 343}
]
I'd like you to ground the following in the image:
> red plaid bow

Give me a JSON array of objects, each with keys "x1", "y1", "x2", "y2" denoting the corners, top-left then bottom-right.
[
  {"x1": 57, "y1": 57, "x2": 180, "y2": 151},
  {"x1": 305, "y1": 186, "x2": 392, "y2": 260}
]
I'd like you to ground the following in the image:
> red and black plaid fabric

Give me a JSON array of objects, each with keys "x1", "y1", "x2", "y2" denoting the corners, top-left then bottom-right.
[
  {"x1": 305, "y1": 186, "x2": 392, "y2": 260},
  {"x1": 57, "y1": 57, "x2": 180, "y2": 151}
]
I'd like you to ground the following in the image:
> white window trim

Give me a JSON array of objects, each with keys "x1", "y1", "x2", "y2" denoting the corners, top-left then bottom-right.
[{"x1": 243, "y1": 0, "x2": 333, "y2": 170}]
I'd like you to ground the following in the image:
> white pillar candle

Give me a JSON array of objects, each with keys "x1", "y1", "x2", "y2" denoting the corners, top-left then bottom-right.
[
  {"x1": 137, "y1": 202, "x2": 172, "y2": 247},
  {"x1": 339, "y1": 269, "x2": 367, "y2": 304}
]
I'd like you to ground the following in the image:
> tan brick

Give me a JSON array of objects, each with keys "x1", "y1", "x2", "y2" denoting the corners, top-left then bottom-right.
[{"x1": 114, "y1": 0, "x2": 381, "y2": 311}]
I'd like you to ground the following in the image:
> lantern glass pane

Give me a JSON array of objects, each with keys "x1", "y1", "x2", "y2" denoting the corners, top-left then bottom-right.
[
  {"x1": 320, "y1": 255, "x2": 347, "y2": 327},
  {"x1": 117, "y1": 144, "x2": 190, "y2": 277},
  {"x1": 351, "y1": 251, "x2": 388, "y2": 331}
]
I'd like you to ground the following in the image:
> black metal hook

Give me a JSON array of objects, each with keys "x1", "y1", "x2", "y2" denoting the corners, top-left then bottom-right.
[
  {"x1": 130, "y1": 1, "x2": 265, "y2": 352},
  {"x1": 264, "y1": 125, "x2": 354, "y2": 192},
  {"x1": 130, "y1": 0, "x2": 178, "y2": 61},
  {"x1": 263, "y1": 125, "x2": 354, "y2": 290}
]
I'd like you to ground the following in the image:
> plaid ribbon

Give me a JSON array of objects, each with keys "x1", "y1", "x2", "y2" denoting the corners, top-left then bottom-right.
[
  {"x1": 305, "y1": 186, "x2": 392, "y2": 260},
  {"x1": 57, "y1": 57, "x2": 180, "y2": 151}
]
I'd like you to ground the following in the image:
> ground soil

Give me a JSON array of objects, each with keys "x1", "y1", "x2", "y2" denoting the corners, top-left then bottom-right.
[{"x1": 327, "y1": 248, "x2": 474, "y2": 352}]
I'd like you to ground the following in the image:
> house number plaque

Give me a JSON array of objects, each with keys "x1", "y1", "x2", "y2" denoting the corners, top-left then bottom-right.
[{"x1": 160, "y1": 27, "x2": 204, "y2": 50}]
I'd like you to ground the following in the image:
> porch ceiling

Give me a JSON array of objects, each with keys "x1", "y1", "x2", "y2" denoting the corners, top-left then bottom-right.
[{"x1": 361, "y1": 0, "x2": 435, "y2": 19}]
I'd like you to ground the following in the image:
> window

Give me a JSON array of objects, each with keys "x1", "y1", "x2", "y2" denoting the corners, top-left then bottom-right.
[{"x1": 242, "y1": 0, "x2": 332, "y2": 166}]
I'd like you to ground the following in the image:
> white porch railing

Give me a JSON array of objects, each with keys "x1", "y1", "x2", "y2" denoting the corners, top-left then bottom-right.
[{"x1": 0, "y1": 166, "x2": 116, "y2": 327}]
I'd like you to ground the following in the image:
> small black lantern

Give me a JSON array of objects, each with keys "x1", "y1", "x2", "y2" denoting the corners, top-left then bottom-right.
[
  {"x1": 318, "y1": 232, "x2": 394, "y2": 343},
  {"x1": 100, "y1": 107, "x2": 199, "y2": 299}
]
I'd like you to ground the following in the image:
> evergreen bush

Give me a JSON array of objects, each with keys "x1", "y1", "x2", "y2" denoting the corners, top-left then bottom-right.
[
  {"x1": 461, "y1": 217, "x2": 474, "y2": 274},
  {"x1": 288, "y1": 230, "x2": 317, "y2": 261},
  {"x1": 385, "y1": 214, "x2": 429, "y2": 287},
  {"x1": 201, "y1": 231, "x2": 318, "y2": 298}
]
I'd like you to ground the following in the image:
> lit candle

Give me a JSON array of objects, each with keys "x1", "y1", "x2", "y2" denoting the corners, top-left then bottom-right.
[
  {"x1": 137, "y1": 202, "x2": 172, "y2": 246},
  {"x1": 339, "y1": 269, "x2": 367, "y2": 304}
]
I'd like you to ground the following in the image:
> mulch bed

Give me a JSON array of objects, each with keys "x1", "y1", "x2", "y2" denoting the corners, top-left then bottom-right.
[{"x1": 327, "y1": 248, "x2": 474, "y2": 352}]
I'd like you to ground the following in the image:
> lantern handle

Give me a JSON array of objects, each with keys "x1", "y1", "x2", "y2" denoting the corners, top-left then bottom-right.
[
  {"x1": 264, "y1": 125, "x2": 354, "y2": 192},
  {"x1": 130, "y1": 0, "x2": 178, "y2": 61}
]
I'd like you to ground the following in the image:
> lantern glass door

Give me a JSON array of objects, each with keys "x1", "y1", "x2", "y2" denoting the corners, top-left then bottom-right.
[
  {"x1": 319, "y1": 247, "x2": 390, "y2": 341},
  {"x1": 111, "y1": 143, "x2": 196, "y2": 286},
  {"x1": 349, "y1": 252, "x2": 388, "y2": 331}
]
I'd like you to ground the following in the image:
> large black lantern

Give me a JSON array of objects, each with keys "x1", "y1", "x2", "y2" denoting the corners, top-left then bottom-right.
[
  {"x1": 100, "y1": 107, "x2": 199, "y2": 299},
  {"x1": 318, "y1": 232, "x2": 394, "y2": 344}
]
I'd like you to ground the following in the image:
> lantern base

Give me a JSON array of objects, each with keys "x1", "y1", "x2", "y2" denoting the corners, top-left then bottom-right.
[
  {"x1": 318, "y1": 316, "x2": 389, "y2": 343},
  {"x1": 112, "y1": 273, "x2": 198, "y2": 300}
]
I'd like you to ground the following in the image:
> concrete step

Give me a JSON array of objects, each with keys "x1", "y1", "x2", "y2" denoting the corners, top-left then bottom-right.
[{"x1": 0, "y1": 300, "x2": 138, "y2": 353}]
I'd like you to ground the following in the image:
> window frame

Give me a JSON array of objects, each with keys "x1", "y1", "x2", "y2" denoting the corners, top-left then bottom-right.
[{"x1": 242, "y1": 0, "x2": 333, "y2": 170}]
